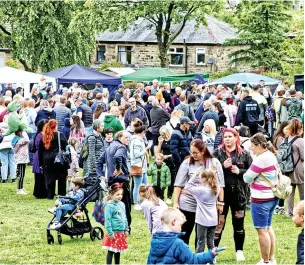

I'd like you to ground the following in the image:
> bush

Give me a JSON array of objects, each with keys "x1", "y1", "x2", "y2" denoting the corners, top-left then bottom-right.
[
  {"x1": 5, "y1": 58, "x2": 23, "y2": 69},
  {"x1": 98, "y1": 61, "x2": 123, "y2": 71}
]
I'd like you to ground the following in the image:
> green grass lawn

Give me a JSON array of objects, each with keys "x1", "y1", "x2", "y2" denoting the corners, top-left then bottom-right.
[{"x1": 0, "y1": 166, "x2": 301, "y2": 264}]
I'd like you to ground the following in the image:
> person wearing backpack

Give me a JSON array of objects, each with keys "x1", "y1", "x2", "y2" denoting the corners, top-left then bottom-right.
[
  {"x1": 243, "y1": 133, "x2": 279, "y2": 265},
  {"x1": 281, "y1": 119, "x2": 304, "y2": 217}
]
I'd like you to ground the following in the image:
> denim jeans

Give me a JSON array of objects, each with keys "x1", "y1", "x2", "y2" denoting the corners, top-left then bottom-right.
[
  {"x1": 0, "y1": 149, "x2": 16, "y2": 180},
  {"x1": 133, "y1": 172, "x2": 147, "y2": 203},
  {"x1": 55, "y1": 201, "x2": 76, "y2": 221}
]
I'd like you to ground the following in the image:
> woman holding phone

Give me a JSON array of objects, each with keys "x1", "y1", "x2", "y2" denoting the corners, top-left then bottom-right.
[
  {"x1": 213, "y1": 128, "x2": 252, "y2": 262},
  {"x1": 130, "y1": 120, "x2": 152, "y2": 211}
]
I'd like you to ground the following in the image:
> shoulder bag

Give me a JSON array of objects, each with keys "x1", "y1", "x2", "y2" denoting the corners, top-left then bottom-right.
[{"x1": 54, "y1": 131, "x2": 71, "y2": 169}]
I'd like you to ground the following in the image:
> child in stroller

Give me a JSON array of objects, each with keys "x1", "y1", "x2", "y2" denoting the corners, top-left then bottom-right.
[{"x1": 49, "y1": 177, "x2": 85, "y2": 230}]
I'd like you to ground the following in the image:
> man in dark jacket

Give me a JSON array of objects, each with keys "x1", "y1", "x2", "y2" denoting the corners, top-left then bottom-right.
[
  {"x1": 91, "y1": 93, "x2": 107, "y2": 112},
  {"x1": 235, "y1": 89, "x2": 260, "y2": 136},
  {"x1": 124, "y1": 97, "x2": 149, "y2": 128},
  {"x1": 96, "y1": 131, "x2": 131, "y2": 230},
  {"x1": 197, "y1": 100, "x2": 219, "y2": 133},
  {"x1": 170, "y1": 117, "x2": 193, "y2": 171},
  {"x1": 114, "y1": 84, "x2": 125, "y2": 103},
  {"x1": 35, "y1": 100, "x2": 56, "y2": 126},
  {"x1": 150, "y1": 98, "x2": 170, "y2": 154},
  {"x1": 75, "y1": 98, "x2": 93, "y2": 130},
  {"x1": 53, "y1": 96, "x2": 72, "y2": 129}
]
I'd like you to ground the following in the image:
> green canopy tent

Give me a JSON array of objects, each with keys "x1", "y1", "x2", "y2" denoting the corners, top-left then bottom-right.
[
  {"x1": 121, "y1": 68, "x2": 177, "y2": 82},
  {"x1": 121, "y1": 67, "x2": 209, "y2": 82}
]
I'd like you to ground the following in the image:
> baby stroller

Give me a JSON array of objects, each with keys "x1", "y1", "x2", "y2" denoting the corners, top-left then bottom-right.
[{"x1": 46, "y1": 178, "x2": 107, "y2": 245}]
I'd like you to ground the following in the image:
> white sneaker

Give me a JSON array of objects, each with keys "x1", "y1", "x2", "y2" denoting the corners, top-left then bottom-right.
[
  {"x1": 236, "y1": 250, "x2": 245, "y2": 262},
  {"x1": 22, "y1": 188, "x2": 29, "y2": 194},
  {"x1": 49, "y1": 221, "x2": 61, "y2": 230},
  {"x1": 134, "y1": 204, "x2": 142, "y2": 211},
  {"x1": 256, "y1": 259, "x2": 271, "y2": 265},
  {"x1": 16, "y1": 189, "x2": 28, "y2": 195},
  {"x1": 48, "y1": 207, "x2": 57, "y2": 215},
  {"x1": 269, "y1": 258, "x2": 277, "y2": 265},
  {"x1": 166, "y1": 198, "x2": 172, "y2": 205}
]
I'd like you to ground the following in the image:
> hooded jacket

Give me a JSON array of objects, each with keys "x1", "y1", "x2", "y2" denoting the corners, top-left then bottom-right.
[
  {"x1": 147, "y1": 231, "x2": 214, "y2": 264},
  {"x1": 174, "y1": 104, "x2": 195, "y2": 121},
  {"x1": 124, "y1": 106, "x2": 149, "y2": 128},
  {"x1": 104, "y1": 115, "x2": 124, "y2": 136},
  {"x1": 147, "y1": 162, "x2": 171, "y2": 189},
  {"x1": 235, "y1": 96, "x2": 260, "y2": 126},
  {"x1": 286, "y1": 97, "x2": 303, "y2": 120},
  {"x1": 61, "y1": 118, "x2": 71, "y2": 140},
  {"x1": 150, "y1": 106, "x2": 171, "y2": 134},
  {"x1": 35, "y1": 107, "x2": 56, "y2": 126}
]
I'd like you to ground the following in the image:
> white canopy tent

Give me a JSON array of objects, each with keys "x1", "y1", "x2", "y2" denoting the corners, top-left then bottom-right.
[{"x1": 0, "y1": 66, "x2": 55, "y2": 97}]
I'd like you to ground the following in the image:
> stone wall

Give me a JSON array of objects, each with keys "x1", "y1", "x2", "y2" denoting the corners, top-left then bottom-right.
[{"x1": 94, "y1": 42, "x2": 249, "y2": 73}]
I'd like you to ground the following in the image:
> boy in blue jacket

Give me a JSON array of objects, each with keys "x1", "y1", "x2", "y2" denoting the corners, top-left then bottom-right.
[{"x1": 147, "y1": 207, "x2": 217, "y2": 264}]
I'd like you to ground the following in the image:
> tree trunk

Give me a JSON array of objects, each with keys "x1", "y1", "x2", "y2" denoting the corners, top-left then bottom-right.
[
  {"x1": 18, "y1": 58, "x2": 34, "y2": 72},
  {"x1": 159, "y1": 46, "x2": 169, "y2": 68}
]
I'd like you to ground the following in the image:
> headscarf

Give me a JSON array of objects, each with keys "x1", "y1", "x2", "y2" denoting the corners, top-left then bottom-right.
[{"x1": 219, "y1": 128, "x2": 244, "y2": 156}]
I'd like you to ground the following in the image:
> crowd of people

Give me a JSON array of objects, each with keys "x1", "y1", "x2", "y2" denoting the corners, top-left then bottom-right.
[{"x1": 0, "y1": 78, "x2": 304, "y2": 265}]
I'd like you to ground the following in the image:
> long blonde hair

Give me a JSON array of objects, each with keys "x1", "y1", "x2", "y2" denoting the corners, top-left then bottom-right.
[
  {"x1": 157, "y1": 126, "x2": 172, "y2": 153},
  {"x1": 198, "y1": 169, "x2": 218, "y2": 196},
  {"x1": 203, "y1": 119, "x2": 217, "y2": 136},
  {"x1": 139, "y1": 184, "x2": 160, "y2": 206}
]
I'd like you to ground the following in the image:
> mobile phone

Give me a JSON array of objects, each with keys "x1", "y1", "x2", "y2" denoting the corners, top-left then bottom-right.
[{"x1": 216, "y1": 246, "x2": 227, "y2": 253}]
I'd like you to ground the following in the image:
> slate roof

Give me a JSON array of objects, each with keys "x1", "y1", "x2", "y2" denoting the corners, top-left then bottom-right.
[{"x1": 96, "y1": 15, "x2": 237, "y2": 45}]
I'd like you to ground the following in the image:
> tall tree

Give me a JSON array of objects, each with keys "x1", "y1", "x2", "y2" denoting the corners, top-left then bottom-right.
[
  {"x1": 71, "y1": 0, "x2": 224, "y2": 68},
  {"x1": 0, "y1": 1, "x2": 95, "y2": 72},
  {"x1": 224, "y1": 0, "x2": 292, "y2": 71}
]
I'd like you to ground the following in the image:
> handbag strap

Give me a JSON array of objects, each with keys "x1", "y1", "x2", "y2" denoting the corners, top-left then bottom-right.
[
  {"x1": 259, "y1": 163, "x2": 281, "y2": 188},
  {"x1": 58, "y1": 131, "x2": 62, "y2": 151}
]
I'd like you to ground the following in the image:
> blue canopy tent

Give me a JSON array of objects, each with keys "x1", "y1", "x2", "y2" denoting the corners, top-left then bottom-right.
[
  {"x1": 44, "y1": 64, "x2": 122, "y2": 96},
  {"x1": 212, "y1": 73, "x2": 281, "y2": 86}
]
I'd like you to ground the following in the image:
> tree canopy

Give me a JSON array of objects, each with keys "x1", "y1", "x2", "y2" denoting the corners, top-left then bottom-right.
[
  {"x1": 71, "y1": 0, "x2": 225, "y2": 68},
  {"x1": 0, "y1": 0, "x2": 95, "y2": 72},
  {"x1": 224, "y1": 0, "x2": 292, "y2": 71}
]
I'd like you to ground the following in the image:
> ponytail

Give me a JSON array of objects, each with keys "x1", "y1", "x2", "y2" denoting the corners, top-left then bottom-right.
[{"x1": 139, "y1": 184, "x2": 160, "y2": 206}]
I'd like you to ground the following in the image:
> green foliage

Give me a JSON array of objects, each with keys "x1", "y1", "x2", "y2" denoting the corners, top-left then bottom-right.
[
  {"x1": 5, "y1": 58, "x2": 23, "y2": 69},
  {"x1": 0, "y1": 0, "x2": 96, "y2": 72},
  {"x1": 98, "y1": 61, "x2": 123, "y2": 71},
  {"x1": 71, "y1": 0, "x2": 225, "y2": 68},
  {"x1": 225, "y1": 0, "x2": 292, "y2": 71},
  {"x1": 210, "y1": 68, "x2": 239, "y2": 81}
]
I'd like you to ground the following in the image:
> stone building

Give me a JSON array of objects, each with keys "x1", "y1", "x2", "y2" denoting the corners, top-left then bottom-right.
[{"x1": 93, "y1": 16, "x2": 247, "y2": 73}]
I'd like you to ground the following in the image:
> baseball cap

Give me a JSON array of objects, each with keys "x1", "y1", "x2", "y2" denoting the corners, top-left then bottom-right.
[
  {"x1": 118, "y1": 84, "x2": 125, "y2": 89},
  {"x1": 180, "y1": 116, "x2": 194, "y2": 125}
]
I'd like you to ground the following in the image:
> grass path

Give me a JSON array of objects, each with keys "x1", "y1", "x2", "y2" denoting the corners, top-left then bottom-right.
[{"x1": 0, "y1": 167, "x2": 300, "y2": 264}]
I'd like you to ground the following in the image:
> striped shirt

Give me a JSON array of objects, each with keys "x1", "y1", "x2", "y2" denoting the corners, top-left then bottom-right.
[{"x1": 243, "y1": 150, "x2": 278, "y2": 203}]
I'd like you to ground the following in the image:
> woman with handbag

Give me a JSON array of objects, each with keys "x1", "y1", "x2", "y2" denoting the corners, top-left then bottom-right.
[
  {"x1": 243, "y1": 133, "x2": 279, "y2": 265},
  {"x1": 213, "y1": 128, "x2": 252, "y2": 262},
  {"x1": 130, "y1": 120, "x2": 151, "y2": 211},
  {"x1": 38, "y1": 119, "x2": 68, "y2": 199}
]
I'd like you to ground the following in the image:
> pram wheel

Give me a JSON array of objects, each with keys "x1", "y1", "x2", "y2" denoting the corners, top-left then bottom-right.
[
  {"x1": 90, "y1": 227, "x2": 103, "y2": 241},
  {"x1": 58, "y1": 234, "x2": 62, "y2": 245},
  {"x1": 47, "y1": 234, "x2": 54, "y2": 245}
]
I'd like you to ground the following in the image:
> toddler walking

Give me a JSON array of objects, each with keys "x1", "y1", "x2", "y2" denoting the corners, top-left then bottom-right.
[
  {"x1": 139, "y1": 184, "x2": 168, "y2": 234},
  {"x1": 102, "y1": 183, "x2": 129, "y2": 265},
  {"x1": 185, "y1": 169, "x2": 220, "y2": 253},
  {"x1": 12, "y1": 130, "x2": 29, "y2": 195},
  {"x1": 67, "y1": 137, "x2": 79, "y2": 190},
  {"x1": 147, "y1": 153, "x2": 171, "y2": 200}
]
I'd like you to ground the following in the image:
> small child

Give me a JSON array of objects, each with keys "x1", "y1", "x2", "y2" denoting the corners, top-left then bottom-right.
[
  {"x1": 12, "y1": 130, "x2": 29, "y2": 195},
  {"x1": 61, "y1": 118, "x2": 71, "y2": 141},
  {"x1": 139, "y1": 184, "x2": 168, "y2": 234},
  {"x1": 147, "y1": 153, "x2": 171, "y2": 200},
  {"x1": 102, "y1": 183, "x2": 129, "y2": 265},
  {"x1": 184, "y1": 169, "x2": 220, "y2": 253},
  {"x1": 147, "y1": 207, "x2": 217, "y2": 264},
  {"x1": 293, "y1": 200, "x2": 304, "y2": 265},
  {"x1": 67, "y1": 137, "x2": 79, "y2": 190},
  {"x1": 49, "y1": 177, "x2": 85, "y2": 230},
  {"x1": 104, "y1": 127, "x2": 114, "y2": 149}
]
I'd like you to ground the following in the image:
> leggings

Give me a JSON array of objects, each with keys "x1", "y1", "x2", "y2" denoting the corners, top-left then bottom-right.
[
  {"x1": 180, "y1": 209, "x2": 197, "y2": 247},
  {"x1": 17, "y1": 164, "x2": 26, "y2": 190},
  {"x1": 106, "y1": 250, "x2": 120, "y2": 265}
]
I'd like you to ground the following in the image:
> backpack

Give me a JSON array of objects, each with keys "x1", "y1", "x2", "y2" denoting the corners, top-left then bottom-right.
[
  {"x1": 92, "y1": 200, "x2": 105, "y2": 225},
  {"x1": 265, "y1": 106, "x2": 276, "y2": 122},
  {"x1": 260, "y1": 164, "x2": 292, "y2": 200},
  {"x1": 80, "y1": 135, "x2": 97, "y2": 159},
  {"x1": 277, "y1": 136, "x2": 300, "y2": 173}
]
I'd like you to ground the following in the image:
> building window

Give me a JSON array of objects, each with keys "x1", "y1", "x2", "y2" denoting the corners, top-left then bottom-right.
[
  {"x1": 118, "y1": 46, "x2": 133, "y2": 64},
  {"x1": 196, "y1": 48, "x2": 206, "y2": 65},
  {"x1": 231, "y1": 55, "x2": 236, "y2": 67},
  {"x1": 97, "y1": 45, "x2": 106, "y2": 62},
  {"x1": 168, "y1": 47, "x2": 184, "y2": 66}
]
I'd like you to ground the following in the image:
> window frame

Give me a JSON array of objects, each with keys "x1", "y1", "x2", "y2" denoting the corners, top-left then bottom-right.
[
  {"x1": 117, "y1": 45, "x2": 134, "y2": 65},
  {"x1": 196, "y1": 48, "x2": 206, "y2": 65},
  {"x1": 97, "y1": 45, "x2": 106, "y2": 63},
  {"x1": 168, "y1": 47, "x2": 184, "y2": 66}
]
